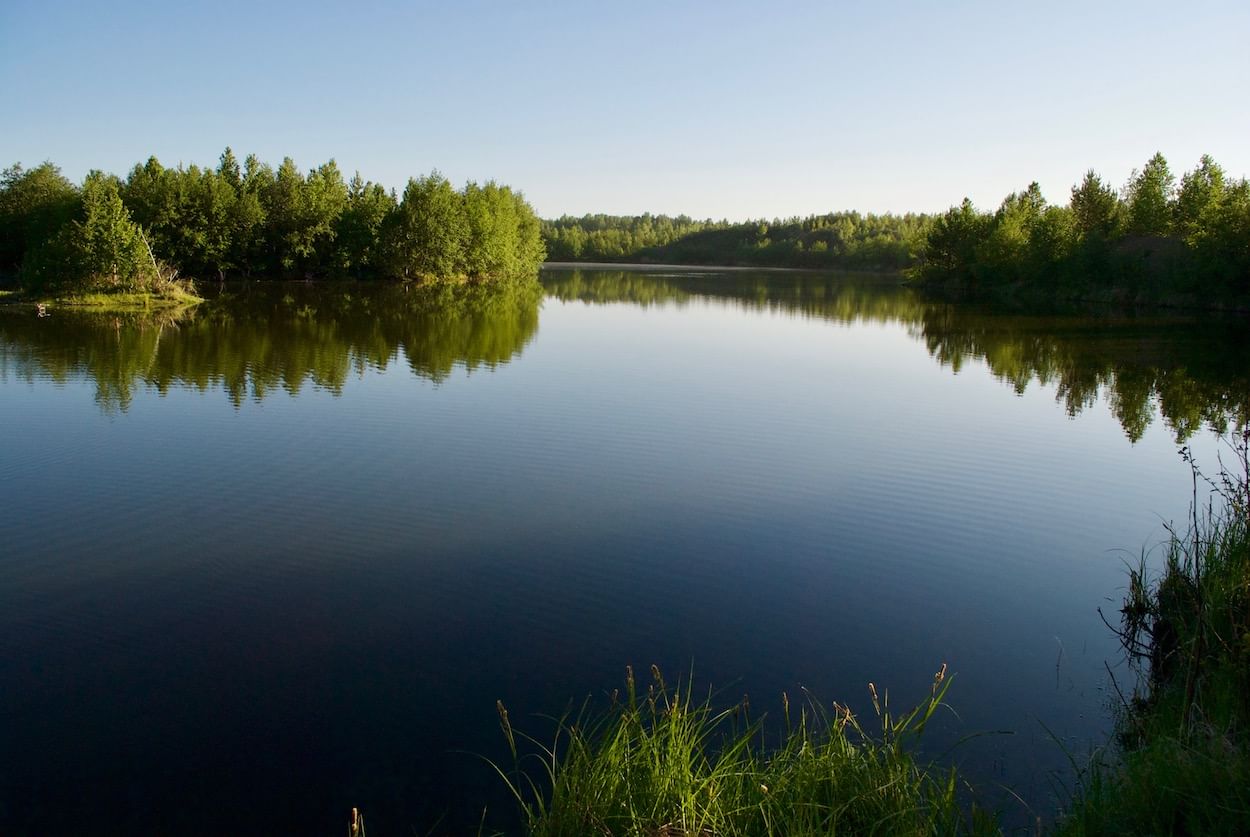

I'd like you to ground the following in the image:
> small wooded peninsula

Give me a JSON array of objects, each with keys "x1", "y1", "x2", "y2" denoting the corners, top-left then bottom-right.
[{"x1": 0, "y1": 149, "x2": 545, "y2": 305}]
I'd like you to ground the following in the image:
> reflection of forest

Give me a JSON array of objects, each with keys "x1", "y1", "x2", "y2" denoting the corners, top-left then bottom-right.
[
  {"x1": 543, "y1": 269, "x2": 1250, "y2": 442},
  {"x1": 3, "y1": 270, "x2": 1246, "y2": 442},
  {"x1": 0, "y1": 279, "x2": 542, "y2": 412}
]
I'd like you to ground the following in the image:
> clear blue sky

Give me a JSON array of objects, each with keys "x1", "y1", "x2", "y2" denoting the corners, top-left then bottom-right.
[{"x1": 2, "y1": 0, "x2": 1247, "y2": 220}]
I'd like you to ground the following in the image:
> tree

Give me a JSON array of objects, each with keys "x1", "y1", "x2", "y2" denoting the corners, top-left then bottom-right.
[
  {"x1": 1174, "y1": 154, "x2": 1226, "y2": 244},
  {"x1": 381, "y1": 172, "x2": 468, "y2": 279},
  {"x1": 511, "y1": 189, "x2": 545, "y2": 273},
  {"x1": 75, "y1": 171, "x2": 154, "y2": 290},
  {"x1": 217, "y1": 147, "x2": 242, "y2": 190},
  {"x1": 24, "y1": 171, "x2": 154, "y2": 294},
  {"x1": 1069, "y1": 170, "x2": 1119, "y2": 240},
  {"x1": 1026, "y1": 206, "x2": 1075, "y2": 276},
  {"x1": 917, "y1": 198, "x2": 991, "y2": 285},
  {"x1": 233, "y1": 154, "x2": 273, "y2": 275},
  {"x1": 262, "y1": 157, "x2": 347, "y2": 275},
  {"x1": 301, "y1": 160, "x2": 348, "y2": 274},
  {"x1": 462, "y1": 181, "x2": 522, "y2": 278},
  {"x1": 334, "y1": 172, "x2": 396, "y2": 276},
  {"x1": 0, "y1": 162, "x2": 80, "y2": 273},
  {"x1": 265, "y1": 157, "x2": 308, "y2": 273},
  {"x1": 977, "y1": 183, "x2": 1046, "y2": 280},
  {"x1": 1124, "y1": 152, "x2": 1175, "y2": 237}
]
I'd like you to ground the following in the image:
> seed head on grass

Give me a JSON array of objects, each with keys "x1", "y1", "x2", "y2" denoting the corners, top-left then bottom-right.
[{"x1": 499, "y1": 664, "x2": 995, "y2": 836}]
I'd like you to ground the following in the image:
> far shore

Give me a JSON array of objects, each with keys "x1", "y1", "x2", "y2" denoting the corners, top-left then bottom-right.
[{"x1": 541, "y1": 261, "x2": 907, "y2": 278}]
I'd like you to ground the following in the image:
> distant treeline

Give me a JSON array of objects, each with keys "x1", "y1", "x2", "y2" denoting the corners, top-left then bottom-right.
[
  {"x1": 0, "y1": 150, "x2": 545, "y2": 295},
  {"x1": 542, "y1": 154, "x2": 1250, "y2": 308},
  {"x1": 542, "y1": 212, "x2": 929, "y2": 270},
  {"x1": 914, "y1": 153, "x2": 1250, "y2": 305}
]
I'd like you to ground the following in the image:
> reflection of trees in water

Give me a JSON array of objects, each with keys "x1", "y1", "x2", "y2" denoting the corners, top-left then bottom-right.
[
  {"x1": 0, "y1": 279, "x2": 542, "y2": 412},
  {"x1": 543, "y1": 268, "x2": 1250, "y2": 442},
  {"x1": 3, "y1": 269, "x2": 1245, "y2": 442},
  {"x1": 543, "y1": 269, "x2": 924, "y2": 325}
]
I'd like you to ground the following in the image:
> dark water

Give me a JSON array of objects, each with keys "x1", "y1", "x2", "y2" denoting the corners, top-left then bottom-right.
[{"x1": 1, "y1": 268, "x2": 1246, "y2": 835}]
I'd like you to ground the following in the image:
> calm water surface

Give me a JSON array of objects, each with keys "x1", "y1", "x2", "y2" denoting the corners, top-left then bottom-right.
[{"x1": 1, "y1": 268, "x2": 1246, "y2": 835}]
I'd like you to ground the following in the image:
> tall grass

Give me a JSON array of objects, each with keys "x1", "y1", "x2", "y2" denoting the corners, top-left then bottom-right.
[
  {"x1": 1060, "y1": 430, "x2": 1250, "y2": 835},
  {"x1": 492, "y1": 664, "x2": 999, "y2": 836}
]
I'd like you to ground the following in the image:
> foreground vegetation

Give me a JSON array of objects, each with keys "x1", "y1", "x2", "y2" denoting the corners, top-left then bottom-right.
[
  {"x1": 480, "y1": 432, "x2": 1250, "y2": 836},
  {"x1": 495, "y1": 665, "x2": 997, "y2": 837},
  {"x1": 0, "y1": 151, "x2": 545, "y2": 299},
  {"x1": 915, "y1": 154, "x2": 1250, "y2": 307},
  {"x1": 1059, "y1": 432, "x2": 1250, "y2": 834}
]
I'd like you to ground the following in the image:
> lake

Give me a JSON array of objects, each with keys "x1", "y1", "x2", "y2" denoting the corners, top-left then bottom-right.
[{"x1": 1, "y1": 266, "x2": 1246, "y2": 835}]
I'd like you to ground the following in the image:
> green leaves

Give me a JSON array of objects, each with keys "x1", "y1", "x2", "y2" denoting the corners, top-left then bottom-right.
[
  {"x1": 1124, "y1": 152, "x2": 1176, "y2": 237},
  {"x1": 379, "y1": 173, "x2": 545, "y2": 281},
  {"x1": 61, "y1": 149, "x2": 544, "y2": 282},
  {"x1": 916, "y1": 154, "x2": 1250, "y2": 304},
  {"x1": 0, "y1": 162, "x2": 79, "y2": 274}
]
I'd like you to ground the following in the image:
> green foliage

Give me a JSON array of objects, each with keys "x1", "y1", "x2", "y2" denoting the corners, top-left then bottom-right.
[
  {"x1": 0, "y1": 162, "x2": 80, "y2": 276},
  {"x1": 495, "y1": 665, "x2": 997, "y2": 837},
  {"x1": 5, "y1": 150, "x2": 543, "y2": 285},
  {"x1": 1123, "y1": 152, "x2": 1175, "y2": 237},
  {"x1": 121, "y1": 157, "x2": 239, "y2": 278},
  {"x1": 915, "y1": 153, "x2": 1250, "y2": 306},
  {"x1": 542, "y1": 211, "x2": 928, "y2": 270},
  {"x1": 1173, "y1": 154, "x2": 1225, "y2": 244},
  {"x1": 335, "y1": 173, "x2": 396, "y2": 276},
  {"x1": 76, "y1": 171, "x2": 154, "y2": 290},
  {"x1": 1070, "y1": 170, "x2": 1120, "y2": 241},
  {"x1": 217, "y1": 146, "x2": 242, "y2": 190},
  {"x1": 1060, "y1": 434, "x2": 1250, "y2": 835},
  {"x1": 914, "y1": 199, "x2": 991, "y2": 286},
  {"x1": 381, "y1": 171, "x2": 468, "y2": 279},
  {"x1": 976, "y1": 184, "x2": 1046, "y2": 281},
  {"x1": 21, "y1": 172, "x2": 161, "y2": 295},
  {"x1": 1027, "y1": 206, "x2": 1075, "y2": 274}
]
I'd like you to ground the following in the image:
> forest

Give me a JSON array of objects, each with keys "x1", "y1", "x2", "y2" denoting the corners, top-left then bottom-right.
[
  {"x1": 5, "y1": 149, "x2": 1245, "y2": 309},
  {"x1": 914, "y1": 153, "x2": 1250, "y2": 304},
  {"x1": 542, "y1": 211, "x2": 929, "y2": 270},
  {"x1": 0, "y1": 149, "x2": 545, "y2": 297},
  {"x1": 542, "y1": 154, "x2": 1249, "y2": 308}
]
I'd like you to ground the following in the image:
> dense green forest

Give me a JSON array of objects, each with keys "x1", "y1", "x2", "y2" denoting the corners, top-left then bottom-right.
[
  {"x1": 914, "y1": 153, "x2": 1250, "y2": 305},
  {"x1": 542, "y1": 212, "x2": 929, "y2": 270},
  {"x1": 0, "y1": 150, "x2": 545, "y2": 297},
  {"x1": 542, "y1": 154, "x2": 1249, "y2": 309},
  {"x1": 7, "y1": 149, "x2": 1245, "y2": 307}
]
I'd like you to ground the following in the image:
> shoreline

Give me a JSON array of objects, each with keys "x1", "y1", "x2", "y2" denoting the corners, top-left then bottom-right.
[{"x1": 542, "y1": 260, "x2": 907, "y2": 278}]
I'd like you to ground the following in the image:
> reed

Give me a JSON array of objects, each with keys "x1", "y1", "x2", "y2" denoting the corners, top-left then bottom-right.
[
  {"x1": 492, "y1": 664, "x2": 999, "y2": 836},
  {"x1": 1059, "y1": 430, "x2": 1250, "y2": 834}
]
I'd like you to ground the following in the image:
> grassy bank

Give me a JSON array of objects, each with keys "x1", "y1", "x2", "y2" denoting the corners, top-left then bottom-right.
[
  {"x1": 0, "y1": 283, "x2": 203, "y2": 313},
  {"x1": 493, "y1": 665, "x2": 998, "y2": 836},
  {"x1": 1059, "y1": 432, "x2": 1250, "y2": 834}
]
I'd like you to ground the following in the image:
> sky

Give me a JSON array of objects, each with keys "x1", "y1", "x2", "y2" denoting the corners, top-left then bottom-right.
[{"x1": 2, "y1": 0, "x2": 1247, "y2": 221}]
